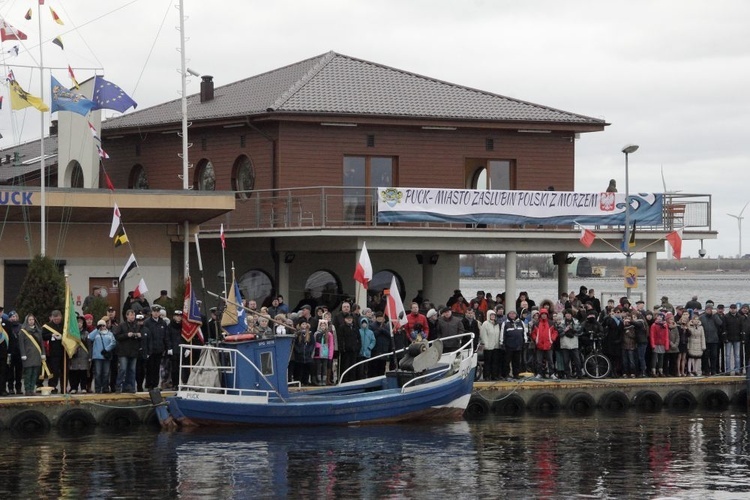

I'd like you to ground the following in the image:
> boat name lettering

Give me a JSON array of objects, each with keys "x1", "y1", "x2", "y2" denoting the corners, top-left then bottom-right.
[{"x1": 0, "y1": 190, "x2": 33, "y2": 206}]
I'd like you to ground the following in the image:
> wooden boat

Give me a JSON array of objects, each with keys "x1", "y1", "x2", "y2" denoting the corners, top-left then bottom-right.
[{"x1": 165, "y1": 333, "x2": 476, "y2": 426}]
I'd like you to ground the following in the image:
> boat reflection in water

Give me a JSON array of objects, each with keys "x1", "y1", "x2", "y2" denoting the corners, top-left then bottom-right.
[{"x1": 1, "y1": 413, "x2": 749, "y2": 497}]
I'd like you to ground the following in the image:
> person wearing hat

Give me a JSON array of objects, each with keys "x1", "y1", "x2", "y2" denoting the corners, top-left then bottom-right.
[
  {"x1": 531, "y1": 309, "x2": 558, "y2": 379},
  {"x1": 355, "y1": 317, "x2": 376, "y2": 380},
  {"x1": 722, "y1": 303, "x2": 744, "y2": 375},
  {"x1": 337, "y1": 312, "x2": 361, "y2": 383},
  {"x1": 479, "y1": 310, "x2": 501, "y2": 381},
  {"x1": 5, "y1": 310, "x2": 23, "y2": 395},
  {"x1": 499, "y1": 309, "x2": 527, "y2": 379},
  {"x1": 650, "y1": 312, "x2": 669, "y2": 377},
  {"x1": 166, "y1": 310, "x2": 185, "y2": 388},
  {"x1": 114, "y1": 309, "x2": 143, "y2": 393},
  {"x1": 88, "y1": 319, "x2": 116, "y2": 393},
  {"x1": 435, "y1": 306, "x2": 465, "y2": 353},
  {"x1": 41, "y1": 310, "x2": 65, "y2": 393},
  {"x1": 143, "y1": 304, "x2": 169, "y2": 391},
  {"x1": 153, "y1": 289, "x2": 171, "y2": 309},
  {"x1": 660, "y1": 296, "x2": 675, "y2": 314},
  {"x1": 699, "y1": 303, "x2": 723, "y2": 375}
]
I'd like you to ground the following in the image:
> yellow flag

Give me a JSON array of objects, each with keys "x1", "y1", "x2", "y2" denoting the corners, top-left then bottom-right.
[{"x1": 9, "y1": 80, "x2": 49, "y2": 112}]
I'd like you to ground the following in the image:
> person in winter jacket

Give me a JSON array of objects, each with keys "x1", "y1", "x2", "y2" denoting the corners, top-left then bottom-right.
[
  {"x1": 500, "y1": 310, "x2": 527, "y2": 379},
  {"x1": 699, "y1": 304, "x2": 723, "y2": 375},
  {"x1": 313, "y1": 320, "x2": 334, "y2": 386},
  {"x1": 293, "y1": 320, "x2": 316, "y2": 385},
  {"x1": 722, "y1": 304, "x2": 744, "y2": 375},
  {"x1": 89, "y1": 319, "x2": 117, "y2": 393},
  {"x1": 370, "y1": 312, "x2": 391, "y2": 377},
  {"x1": 115, "y1": 310, "x2": 143, "y2": 393},
  {"x1": 558, "y1": 310, "x2": 582, "y2": 379},
  {"x1": 531, "y1": 309, "x2": 558, "y2": 379},
  {"x1": 41, "y1": 310, "x2": 65, "y2": 393},
  {"x1": 650, "y1": 313, "x2": 670, "y2": 377},
  {"x1": 479, "y1": 310, "x2": 501, "y2": 381},
  {"x1": 621, "y1": 316, "x2": 637, "y2": 378},
  {"x1": 337, "y1": 313, "x2": 361, "y2": 383},
  {"x1": 686, "y1": 313, "x2": 706, "y2": 376},
  {"x1": 356, "y1": 318, "x2": 376, "y2": 380},
  {"x1": 17, "y1": 314, "x2": 45, "y2": 396}
]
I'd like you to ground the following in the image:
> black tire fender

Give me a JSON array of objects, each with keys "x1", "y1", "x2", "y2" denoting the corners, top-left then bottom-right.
[
  {"x1": 665, "y1": 389, "x2": 697, "y2": 412},
  {"x1": 101, "y1": 408, "x2": 141, "y2": 428},
  {"x1": 632, "y1": 390, "x2": 663, "y2": 413},
  {"x1": 564, "y1": 392, "x2": 596, "y2": 417},
  {"x1": 599, "y1": 391, "x2": 630, "y2": 414},
  {"x1": 10, "y1": 410, "x2": 51, "y2": 436},
  {"x1": 464, "y1": 394, "x2": 491, "y2": 419},
  {"x1": 699, "y1": 389, "x2": 729, "y2": 411},
  {"x1": 56, "y1": 409, "x2": 97, "y2": 431},
  {"x1": 491, "y1": 394, "x2": 526, "y2": 417},
  {"x1": 528, "y1": 393, "x2": 561, "y2": 416}
]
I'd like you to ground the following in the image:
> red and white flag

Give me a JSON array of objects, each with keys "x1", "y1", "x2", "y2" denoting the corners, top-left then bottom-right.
[
  {"x1": 666, "y1": 229, "x2": 683, "y2": 260},
  {"x1": 220, "y1": 223, "x2": 226, "y2": 249},
  {"x1": 87, "y1": 121, "x2": 100, "y2": 141},
  {"x1": 353, "y1": 242, "x2": 373, "y2": 289},
  {"x1": 579, "y1": 228, "x2": 596, "y2": 248},
  {"x1": 0, "y1": 19, "x2": 27, "y2": 42},
  {"x1": 386, "y1": 275, "x2": 406, "y2": 328},
  {"x1": 109, "y1": 203, "x2": 121, "y2": 238},
  {"x1": 132, "y1": 278, "x2": 148, "y2": 298},
  {"x1": 96, "y1": 145, "x2": 109, "y2": 159}
]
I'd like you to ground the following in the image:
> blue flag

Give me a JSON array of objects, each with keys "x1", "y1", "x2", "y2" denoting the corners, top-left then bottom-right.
[
  {"x1": 91, "y1": 76, "x2": 137, "y2": 113},
  {"x1": 50, "y1": 75, "x2": 95, "y2": 116}
]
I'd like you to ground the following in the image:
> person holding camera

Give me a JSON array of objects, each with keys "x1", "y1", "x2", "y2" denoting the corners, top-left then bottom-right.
[
  {"x1": 89, "y1": 319, "x2": 116, "y2": 393},
  {"x1": 115, "y1": 310, "x2": 143, "y2": 393}
]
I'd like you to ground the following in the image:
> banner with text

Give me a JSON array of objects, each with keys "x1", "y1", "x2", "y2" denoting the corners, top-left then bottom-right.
[{"x1": 377, "y1": 188, "x2": 663, "y2": 226}]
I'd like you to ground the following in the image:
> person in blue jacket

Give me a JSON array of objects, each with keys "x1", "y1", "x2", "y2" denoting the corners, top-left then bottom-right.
[
  {"x1": 89, "y1": 319, "x2": 117, "y2": 393},
  {"x1": 357, "y1": 317, "x2": 376, "y2": 380}
]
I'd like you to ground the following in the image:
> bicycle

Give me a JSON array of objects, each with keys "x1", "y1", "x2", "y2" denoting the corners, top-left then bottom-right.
[{"x1": 581, "y1": 334, "x2": 611, "y2": 379}]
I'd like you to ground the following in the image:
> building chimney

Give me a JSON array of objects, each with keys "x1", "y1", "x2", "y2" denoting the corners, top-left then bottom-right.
[
  {"x1": 49, "y1": 119, "x2": 58, "y2": 136},
  {"x1": 200, "y1": 75, "x2": 214, "y2": 103}
]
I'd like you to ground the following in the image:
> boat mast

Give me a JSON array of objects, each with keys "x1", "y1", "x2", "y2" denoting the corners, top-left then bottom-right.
[
  {"x1": 37, "y1": 1, "x2": 46, "y2": 256},
  {"x1": 178, "y1": 0, "x2": 190, "y2": 276}
]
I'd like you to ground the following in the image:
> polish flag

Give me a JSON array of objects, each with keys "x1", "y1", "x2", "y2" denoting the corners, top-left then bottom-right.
[
  {"x1": 220, "y1": 223, "x2": 226, "y2": 249},
  {"x1": 132, "y1": 278, "x2": 148, "y2": 298},
  {"x1": 666, "y1": 229, "x2": 683, "y2": 260},
  {"x1": 386, "y1": 275, "x2": 406, "y2": 328},
  {"x1": 579, "y1": 228, "x2": 596, "y2": 248},
  {"x1": 353, "y1": 242, "x2": 372, "y2": 289}
]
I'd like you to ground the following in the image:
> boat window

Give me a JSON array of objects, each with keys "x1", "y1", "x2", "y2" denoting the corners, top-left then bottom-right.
[
  {"x1": 303, "y1": 270, "x2": 342, "y2": 311},
  {"x1": 232, "y1": 154, "x2": 255, "y2": 199},
  {"x1": 260, "y1": 351, "x2": 273, "y2": 375},
  {"x1": 195, "y1": 159, "x2": 216, "y2": 191}
]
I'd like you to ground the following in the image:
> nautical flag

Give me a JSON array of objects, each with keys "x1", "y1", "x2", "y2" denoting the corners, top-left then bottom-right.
[
  {"x1": 666, "y1": 229, "x2": 683, "y2": 260},
  {"x1": 182, "y1": 277, "x2": 204, "y2": 342},
  {"x1": 119, "y1": 253, "x2": 137, "y2": 283},
  {"x1": 220, "y1": 224, "x2": 226, "y2": 249},
  {"x1": 0, "y1": 19, "x2": 27, "y2": 41},
  {"x1": 9, "y1": 80, "x2": 49, "y2": 112},
  {"x1": 109, "y1": 203, "x2": 121, "y2": 237},
  {"x1": 6, "y1": 69, "x2": 15, "y2": 82},
  {"x1": 96, "y1": 145, "x2": 110, "y2": 159},
  {"x1": 50, "y1": 75, "x2": 95, "y2": 116},
  {"x1": 104, "y1": 171, "x2": 115, "y2": 191},
  {"x1": 49, "y1": 7, "x2": 64, "y2": 25},
  {"x1": 52, "y1": 36, "x2": 64, "y2": 50},
  {"x1": 221, "y1": 275, "x2": 248, "y2": 335},
  {"x1": 0, "y1": 96, "x2": 3, "y2": 110},
  {"x1": 353, "y1": 242, "x2": 373, "y2": 289},
  {"x1": 132, "y1": 278, "x2": 148, "y2": 299},
  {"x1": 579, "y1": 228, "x2": 596, "y2": 248},
  {"x1": 6, "y1": 45, "x2": 19, "y2": 56},
  {"x1": 91, "y1": 76, "x2": 137, "y2": 113},
  {"x1": 621, "y1": 220, "x2": 636, "y2": 251},
  {"x1": 113, "y1": 225, "x2": 128, "y2": 247},
  {"x1": 386, "y1": 275, "x2": 406, "y2": 328},
  {"x1": 24, "y1": 9, "x2": 32, "y2": 20},
  {"x1": 68, "y1": 65, "x2": 79, "y2": 89},
  {"x1": 62, "y1": 282, "x2": 87, "y2": 358},
  {"x1": 88, "y1": 121, "x2": 100, "y2": 141}
]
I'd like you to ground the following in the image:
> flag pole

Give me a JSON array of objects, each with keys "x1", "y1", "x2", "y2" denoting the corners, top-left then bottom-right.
[
  {"x1": 194, "y1": 233, "x2": 208, "y2": 317},
  {"x1": 37, "y1": 0, "x2": 46, "y2": 256},
  {"x1": 383, "y1": 288, "x2": 399, "y2": 372},
  {"x1": 221, "y1": 230, "x2": 228, "y2": 302}
]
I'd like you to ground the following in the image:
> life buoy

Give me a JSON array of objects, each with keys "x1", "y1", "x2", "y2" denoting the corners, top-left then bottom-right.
[
  {"x1": 56, "y1": 409, "x2": 96, "y2": 432},
  {"x1": 699, "y1": 389, "x2": 729, "y2": 411},
  {"x1": 101, "y1": 408, "x2": 141, "y2": 428},
  {"x1": 564, "y1": 392, "x2": 596, "y2": 417},
  {"x1": 223, "y1": 333, "x2": 257, "y2": 342},
  {"x1": 599, "y1": 391, "x2": 630, "y2": 413},
  {"x1": 632, "y1": 390, "x2": 663, "y2": 413},
  {"x1": 10, "y1": 410, "x2": 51, "y2": 435},
  {"x1": 491, "y1": 394, "x2": 526, "y2": 416},
  {"x1": 464, "y1": 394, "x2": 491, "y2": 419},
  {"x1": 664, "y1": 389, "x2": 697, "y2": 412},
  {"x1": 528, "y1": 393, "x2": 561, "y2": 416}
]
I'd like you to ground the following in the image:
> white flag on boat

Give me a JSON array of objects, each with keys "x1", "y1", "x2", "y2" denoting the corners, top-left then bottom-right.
[
  {"x1": 386, "y1": 275, "x2": 406, "y2": 328},
  {"x1": 353, "y1": 242, "x2": 372, "y2": 289}
]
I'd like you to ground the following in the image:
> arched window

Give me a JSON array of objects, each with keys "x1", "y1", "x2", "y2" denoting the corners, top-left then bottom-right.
[
  {"x1": 238, "y1": 269, "x2": 273, "y2": 306},
  {"x1": 129, "y1": 164, "x2": 149, "y2": 189},
  {"x1": 67, "y1": 160, "x2": 84, "y2": 188},
  {"x1": 195, "y1": 159, "x2": 216, "y2": 191},
  {"x1": 232, "y1": 155, "x2": 255, "y2": 199},
  {"x1": 303, "y1": 270, "x2": 343, "y2": 311},
  {"x1": 470, "y1": 160, "x2": 512, "y2": 190}
]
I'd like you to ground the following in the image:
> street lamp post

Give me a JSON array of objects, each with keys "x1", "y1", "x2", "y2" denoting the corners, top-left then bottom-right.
[{"x1": 622, "y1": 144, "x2": 639, "y2": 299}]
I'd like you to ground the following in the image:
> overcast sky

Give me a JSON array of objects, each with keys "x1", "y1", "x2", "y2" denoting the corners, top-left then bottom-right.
[{"x1": 1, "y1": 0, "x2": 748, "y2": 259}]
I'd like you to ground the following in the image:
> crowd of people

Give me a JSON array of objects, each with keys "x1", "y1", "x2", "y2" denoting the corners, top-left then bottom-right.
[{"x1": 1, "y1": 284, "x2": 746, "y2": 396}]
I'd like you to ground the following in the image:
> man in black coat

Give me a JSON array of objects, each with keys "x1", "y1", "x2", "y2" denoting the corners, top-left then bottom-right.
[
  {"x1": 115, "y1": 310, "x2": 143, "y2": 393},
  {"x1": 143, "y1": 305, "x2": 169, "y2": 390},
  {"x1": 41, "y1": 310, "x2": 64, "y2": 393}
]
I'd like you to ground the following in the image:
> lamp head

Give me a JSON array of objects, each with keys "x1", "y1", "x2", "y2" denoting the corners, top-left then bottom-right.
[{"x1": 622, "y1": 144, "x2": 639, "y2": 154}]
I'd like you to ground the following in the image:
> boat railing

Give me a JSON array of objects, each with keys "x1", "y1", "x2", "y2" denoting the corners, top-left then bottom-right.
[
  {"x1": 338, "y1": 332, "x2": 475, "y2": 390},
  {"x1": 178, "y1": 344, "x2": 287, "y2": 403},
  {"x1": 399, "y1": 333, "x2": 475, "y2": 392}
]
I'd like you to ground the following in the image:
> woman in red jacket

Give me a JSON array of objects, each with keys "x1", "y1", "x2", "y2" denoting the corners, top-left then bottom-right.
[
  {"x1": 649, "y1": 312, "x2": 670, "y2": 377},
  {"x1": 532, "y1": 309, "x2": 559, "y2": 379}
]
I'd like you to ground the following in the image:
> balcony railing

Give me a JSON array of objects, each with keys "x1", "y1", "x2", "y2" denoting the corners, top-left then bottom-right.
[{"x1": 205, "y1": 187, "x2": 712, "y2": 233}]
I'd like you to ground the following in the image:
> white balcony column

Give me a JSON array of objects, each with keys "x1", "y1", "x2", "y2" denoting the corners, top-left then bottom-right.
[
  {"x1": 557, "y1": 253, "x2": 569, "y2": 299},
  {"x1": 646, "y1": 251, "x2": 658, "y2": 310}
]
